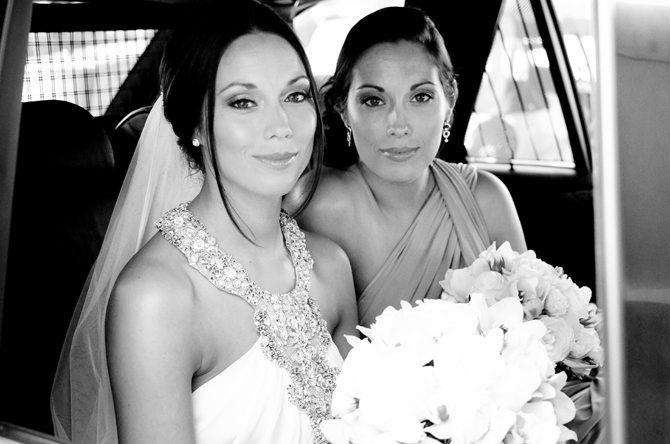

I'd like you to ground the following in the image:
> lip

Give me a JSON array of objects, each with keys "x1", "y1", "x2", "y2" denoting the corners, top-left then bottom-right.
[
  {"x1": 253, "y1": 151, "x2": 299, "y2": 169},
  {"x1": 380, "y1": 146, "x2": 420, "y2": 162}
]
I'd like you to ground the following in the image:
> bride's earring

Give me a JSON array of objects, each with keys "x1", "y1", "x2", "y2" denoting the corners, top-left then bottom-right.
[
  {"x1": 442, "y1": 123, "x2": 451, "y2": 143},
  {"x1": 346, "y1": 126, "x2": 352, "y2": 147}
]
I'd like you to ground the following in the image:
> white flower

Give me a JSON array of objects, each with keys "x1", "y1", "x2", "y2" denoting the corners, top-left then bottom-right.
[
  {"x1": 551, "y1": 278, "x2": 591, "y2": 320},
  {"x1": 472, "y1": 271, "x2": 508, "y2": 306},
  {"x1": 505, "y1": 277, "x2": 546, "y2": 320},
  {"x1": 327, "y1": 295, "x2": 578, "y2": 444},
  {"x1": 568, "y1": 327, "x2": 603, "y2": 362},
  {"x1": 543, "y1": 286, "x2": 570, "y2": 316},
  {"x1": 440, "y1": 257, "x2": 491, "y2": 303},
  {"x1": 505, "y1": 402, "x2": 561, "y2": 444},
  {"x1": 538, "y1": 316, "x2": 575, "y2": 362},
  {"x1": 479, "y1": 241, "x2": 518, "y2": 271}
]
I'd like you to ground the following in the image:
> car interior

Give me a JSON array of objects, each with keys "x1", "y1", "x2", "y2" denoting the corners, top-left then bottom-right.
[{"x1": 6, "y1": 0, "x2": 668, "y2": 443}]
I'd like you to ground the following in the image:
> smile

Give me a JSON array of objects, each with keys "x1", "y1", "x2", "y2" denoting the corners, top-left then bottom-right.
[
  {"x1": 253, "y1": 152, "x2": 299, "y2": 169},
  {"x1": 380, "y1": 147, "x2": 420, "y2": 162}
]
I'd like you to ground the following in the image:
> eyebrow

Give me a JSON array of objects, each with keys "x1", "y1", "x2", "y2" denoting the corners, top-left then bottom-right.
[
  {"x1": 356, "y1": 81, "x2": 437, "y2": 92},
  {"x1": 218, "y1": 74, "x2": 310, "y2": 95}
]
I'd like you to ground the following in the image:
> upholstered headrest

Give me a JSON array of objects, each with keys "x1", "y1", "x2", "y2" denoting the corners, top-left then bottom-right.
[{"x1": 19, "y1": 100, "x2": 115, "y2": 180}]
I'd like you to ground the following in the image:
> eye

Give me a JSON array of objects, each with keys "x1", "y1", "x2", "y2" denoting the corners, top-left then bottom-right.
[
  {"x1": 362, "y1": 96, "x2": 385, "y2": 107},
  {"x1": 228, "y1": 97, "x2": 257, "y2": 110},
  {"x1": 285, "y1": 90, "x2": 311, "y2": 103},
  {"x1": 412, "y1": 92, "x2": 433, "y2": 103}
]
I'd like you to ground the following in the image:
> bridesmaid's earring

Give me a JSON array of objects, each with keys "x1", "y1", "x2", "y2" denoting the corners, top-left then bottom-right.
[
  {"x1": 442, "y1": 123, "x2": 451, "y2": 143},
  {"x1": 346, "y1": 126, "x2": 352, "y2": 147}
]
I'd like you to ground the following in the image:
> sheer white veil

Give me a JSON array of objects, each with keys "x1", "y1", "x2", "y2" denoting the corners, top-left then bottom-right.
[{"x1": 51, "y1": 95, "x2": 202, "y2": 444}]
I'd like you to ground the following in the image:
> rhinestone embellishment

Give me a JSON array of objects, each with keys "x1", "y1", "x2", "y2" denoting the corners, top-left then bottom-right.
[{"x1": 156, "y1": 203, "x2": 338, "y2": 443}]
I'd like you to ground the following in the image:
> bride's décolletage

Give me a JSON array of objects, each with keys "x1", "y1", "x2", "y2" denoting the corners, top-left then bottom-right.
[{"x1": 157, "y1": 204, "x2": 341, "y2": 443}]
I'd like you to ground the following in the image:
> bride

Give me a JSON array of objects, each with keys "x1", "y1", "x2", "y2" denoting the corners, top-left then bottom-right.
[{"x1": 50, "y1": 1, "x2": 357, "y2": 443}]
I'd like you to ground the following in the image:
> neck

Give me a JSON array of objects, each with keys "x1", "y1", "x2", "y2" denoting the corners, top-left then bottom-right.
[
  {"x1": 356, "y1": 161, "x2": 435, "y2": 215},
  {"x1": 188, "y1": 175, "x2": 285, "y2": 254}
]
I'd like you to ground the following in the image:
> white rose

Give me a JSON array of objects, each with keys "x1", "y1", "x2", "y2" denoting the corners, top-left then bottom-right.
[
  {"x1": 539, "y1": 316, "x2": 575, "y2": 362},
  {"x1": 510, "y1": 251, "x2": 556, "y2": 279},
  {"x1": 472, "y1": 271, "x2": 508, "y2": 306},
  {"x1": 569, "y1": 327, "x2": 601, "y2": 360},
  {"x1": 543, "y1": 286, "x2": 569, "y2": 316}
]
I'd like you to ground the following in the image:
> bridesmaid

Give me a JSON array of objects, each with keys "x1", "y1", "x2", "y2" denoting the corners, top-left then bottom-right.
[
  {"x1": 288, "y1": 6, "x2": 525, "y2": 328},
  {"x1": 289, "y1": 6, "x2": 602, "y2": 444}
]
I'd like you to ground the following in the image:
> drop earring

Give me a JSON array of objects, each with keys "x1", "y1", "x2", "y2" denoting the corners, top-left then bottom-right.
[
  {"x1": 346, "y1": 126, "x2": 352, "y2": 147},
  {"x1": 442, "y1": 123, "x2": 451, "y2": 143}
]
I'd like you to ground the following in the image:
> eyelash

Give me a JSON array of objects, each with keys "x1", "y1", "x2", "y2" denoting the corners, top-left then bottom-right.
[
  {"x1": 285, "y1": 89, "x2": 312, "y2": 103},
  {"x1": 227, "y1": 89, "x2": 311, "y2": 109},
  {"x1": 360, "y1": 92, "x2": 434, "y2": 108},
  {"x1": 412, "y1": 92, "x2": 433, "y2": 103},
  {"x1": 361, "y1": 96, "x2": 384, "y2": 107},
  {"x1": 228, "y1": 97, "x2": 256, "y2": 110}
]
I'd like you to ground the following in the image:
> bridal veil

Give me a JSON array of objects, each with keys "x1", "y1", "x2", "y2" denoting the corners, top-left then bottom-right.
[{"x1": 51, "y1": 96, "x2": 202, "y2": 444}]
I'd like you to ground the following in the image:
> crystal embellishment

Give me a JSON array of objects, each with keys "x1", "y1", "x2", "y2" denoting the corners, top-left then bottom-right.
[{"x1": 155, "y1": 203, "x2": 338, "y2": 443}]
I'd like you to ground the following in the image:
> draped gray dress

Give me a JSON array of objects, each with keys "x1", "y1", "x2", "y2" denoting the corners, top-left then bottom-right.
[{"x1": 357, "y1": 160, "x2": 490, "y2": 328}]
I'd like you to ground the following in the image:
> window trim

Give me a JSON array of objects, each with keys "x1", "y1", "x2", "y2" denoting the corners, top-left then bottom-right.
[
  {"x1": 530, "y1": 0, "x2": 592, "y2": 174},
  {"x1": 0, "y1": 0, "x2": 32, "y2": 352}
]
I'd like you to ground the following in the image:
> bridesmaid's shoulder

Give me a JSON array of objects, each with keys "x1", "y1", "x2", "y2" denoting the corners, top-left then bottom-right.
[{"x1": 287, "y1": 166, "x2": 361, "y2": 219}]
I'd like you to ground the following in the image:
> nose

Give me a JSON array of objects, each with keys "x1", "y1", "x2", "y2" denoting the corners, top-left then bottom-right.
[
  {"x1": 386, "y1": 105, "x2": 411, "y2": 137},
  {"x1": 264, "y1": 102, "x2": 293, "y2": 140}
]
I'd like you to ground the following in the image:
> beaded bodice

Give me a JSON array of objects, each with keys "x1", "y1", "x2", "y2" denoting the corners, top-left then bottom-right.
[{"x1": 155, "y1": 203, "x2": 338, "y2": 443}]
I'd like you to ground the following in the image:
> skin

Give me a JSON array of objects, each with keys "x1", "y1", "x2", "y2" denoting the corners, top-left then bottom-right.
[
  {"x1": 106, "y1": 33, "x2": 358, "y2": 444},
  {"x1": 290, "y1": 41, "x2": 526, "y2": 295}
]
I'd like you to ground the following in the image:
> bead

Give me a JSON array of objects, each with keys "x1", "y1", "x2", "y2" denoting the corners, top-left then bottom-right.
[{"x1": 155, "y1": 203, "x2": 338, "y2": 444}]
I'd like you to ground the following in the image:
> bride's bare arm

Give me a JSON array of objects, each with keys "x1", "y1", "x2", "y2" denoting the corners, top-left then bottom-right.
[{"x1": 106, "y1": 250, "x2": 200, "y2": 444}]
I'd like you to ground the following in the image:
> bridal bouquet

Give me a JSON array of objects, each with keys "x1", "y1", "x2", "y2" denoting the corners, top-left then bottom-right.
[
  {"x1": 321, "y1": 295, "x2": 577, "y2": 444},
  {"x1": 440, "y1": 242, "x2": 604, "y2": 378}
]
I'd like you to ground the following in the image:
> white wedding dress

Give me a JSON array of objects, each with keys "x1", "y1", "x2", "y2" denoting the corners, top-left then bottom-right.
[
  {"x1": 192, "y1": 339, "x2": 342, "y2": 444},
  {"x1": 155, "y1": 203, "x2": 343, "y2": 444}
]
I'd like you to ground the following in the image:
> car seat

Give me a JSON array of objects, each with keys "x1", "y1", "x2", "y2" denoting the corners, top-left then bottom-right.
[
  {"x1": 111, "y1": 105, "x2": 152, "y2": 187},
  {"x1": 0, "y1": 100, "x2": 117, "y2": 435}
]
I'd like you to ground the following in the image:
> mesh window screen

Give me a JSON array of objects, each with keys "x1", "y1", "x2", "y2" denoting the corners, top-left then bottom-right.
[{"x1": 22, "y1": 30, "x2": 157, "y2": 117}]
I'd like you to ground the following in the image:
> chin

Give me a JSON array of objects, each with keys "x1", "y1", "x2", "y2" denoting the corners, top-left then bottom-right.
[{"x1": 379, "y1": 159, "x2": 432, "y2": 184}]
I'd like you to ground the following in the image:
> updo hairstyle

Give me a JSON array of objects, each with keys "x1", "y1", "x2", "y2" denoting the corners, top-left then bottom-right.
[
  {"x1": 322, "y1": 6, "x2": 458, "y2": 169},
  {"x1": 159, "y1": 0, "x2": 325, "y2": 227}
]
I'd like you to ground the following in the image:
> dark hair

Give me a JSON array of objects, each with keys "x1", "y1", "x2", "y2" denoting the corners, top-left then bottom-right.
[
  {"x1": 160, "y1": 0, "x2": 324, "y2": 239},
  {"x1": 322, "y1": 6, "x2": 457, "y2": 169}
]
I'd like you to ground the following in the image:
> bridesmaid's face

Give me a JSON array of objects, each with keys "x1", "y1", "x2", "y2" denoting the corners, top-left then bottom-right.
[
  {"x1": 211, "y1": 32, "x2": 316, "y2": 199},
  {"x1": 343, "y1": 41, "x2": 450, "y2": 184}
]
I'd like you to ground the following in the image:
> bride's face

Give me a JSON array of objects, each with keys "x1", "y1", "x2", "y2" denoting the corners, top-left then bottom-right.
[
  {"x1": 210, "y1": 32, "x2": 315, "y2": 198},
  {"x1": 342, "y1": 41, "x2": 450, "y2": 185}
]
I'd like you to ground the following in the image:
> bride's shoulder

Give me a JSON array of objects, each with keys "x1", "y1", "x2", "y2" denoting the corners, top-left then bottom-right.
[{"x1": 109, "y1": 234, "x2": 198, "y2": 325}]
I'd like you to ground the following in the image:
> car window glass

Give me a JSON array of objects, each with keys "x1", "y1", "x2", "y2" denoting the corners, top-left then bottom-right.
[
  {"x1": 22, "y1": 30, "x2": 157, "y2": 116},
  {"x1": 552, "y1": 0, "x2": 594, "y2": 130},
  {"x1": 464, "y1": 0, "x2": 593, "y2": 167},
  {"x1": 294, "y1": 0, "x2": 405, "y2": 76}
]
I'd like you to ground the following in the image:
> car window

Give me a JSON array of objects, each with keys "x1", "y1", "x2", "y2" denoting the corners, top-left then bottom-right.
[
  {"x1": 294, "y1": 0, "x2": 405, "y2": 77},
  {"x1": 464, "y1": 0, "x2": 593, "y2": 168},
  {"x1": 22, "y1": 30, "x2": 157, "y2": 117}
]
